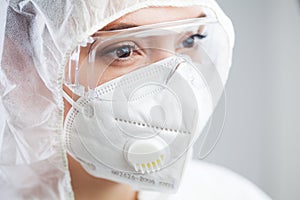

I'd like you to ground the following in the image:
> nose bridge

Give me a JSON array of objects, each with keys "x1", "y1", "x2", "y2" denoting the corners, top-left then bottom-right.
[
  {"x1": 149, "y1": 50, "x2": 175, "y2": 63},
  {"x1": 147, "y1": 34, "x2": 177, "y2": 63}
]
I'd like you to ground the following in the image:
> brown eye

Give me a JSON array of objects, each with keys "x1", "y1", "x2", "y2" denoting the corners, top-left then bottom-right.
[
  {"x1": 99, "y1": 42, "x2": 138, "y2": 61},
  {"x1": 95, "y1": 41, "x2": 145, "y2": 68}
]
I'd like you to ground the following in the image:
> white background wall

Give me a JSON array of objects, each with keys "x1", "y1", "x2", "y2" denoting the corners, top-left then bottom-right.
[{"x1": 198, "y1": 0, "x2": 300, "y2": 200}]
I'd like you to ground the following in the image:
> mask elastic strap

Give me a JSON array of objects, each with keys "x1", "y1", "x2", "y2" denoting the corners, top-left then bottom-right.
[{"x1": 63, "y1": 90, "x2": 84, "y2": 112}]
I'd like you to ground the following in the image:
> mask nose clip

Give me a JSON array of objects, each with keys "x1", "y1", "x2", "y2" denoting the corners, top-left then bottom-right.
[{"x1": 165, "y1": 56, "x2": 187, "y2": 84}]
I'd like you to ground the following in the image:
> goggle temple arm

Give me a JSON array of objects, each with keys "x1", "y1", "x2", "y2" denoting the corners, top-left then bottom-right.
[{"x1": 65, "y1": 37, "x2": 94, "y2": 97}]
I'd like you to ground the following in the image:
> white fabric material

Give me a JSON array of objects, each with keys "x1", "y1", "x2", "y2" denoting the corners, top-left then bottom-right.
[
  {"x1": 138, "y1": 160, "x2": 272, "y2": 200},
  {"x1": 0, "y1": 0, "x2": 234, "y2": 199}
]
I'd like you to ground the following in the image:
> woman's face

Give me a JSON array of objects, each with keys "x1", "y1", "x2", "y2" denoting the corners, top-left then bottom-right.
[{"x1": 64, "y1": 6, "x2": 204, "y2": 113}]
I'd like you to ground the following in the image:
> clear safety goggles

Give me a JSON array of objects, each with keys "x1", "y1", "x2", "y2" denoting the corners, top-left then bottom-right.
[
  {"x1": 64, "y1": 15, "x2": 230, "y2": 98},
  {"x1": 64, "y1": 13, "x2": 231, "y2": 160}
]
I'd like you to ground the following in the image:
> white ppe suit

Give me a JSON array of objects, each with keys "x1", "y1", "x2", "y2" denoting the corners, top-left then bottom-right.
[{"x1": 0, "y1": 0, "x2": 271, "y2": 199}]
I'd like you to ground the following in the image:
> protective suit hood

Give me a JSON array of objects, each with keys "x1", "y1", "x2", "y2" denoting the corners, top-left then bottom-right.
[{"x1": 0, "y1": 0, "x2": 234, "y2": 199}]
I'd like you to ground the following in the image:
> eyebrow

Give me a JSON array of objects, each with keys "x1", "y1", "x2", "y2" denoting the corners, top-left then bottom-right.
[
  {"x1": 101, "y1": 13, "x2": 206, "y2": 31},
  {"x1": 101, "y1": 23, "x2": 138, "y2": 31}
]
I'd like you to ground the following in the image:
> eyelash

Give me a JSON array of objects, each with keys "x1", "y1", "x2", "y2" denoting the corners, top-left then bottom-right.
[
  {"x1": 102, "y1": 42, "x2": 137, "y2": 55},
  {"x1": 179, "y1": 32, "x2": 207, "y2": 49},
  {"x1": 193, "y1": 33, "x2": 207, "y2": 40},
  {"x1": 96, "y1": 42, "x2": 143, "y2": 68},
  {"x1": 99, "y1": 42, "x2": 138, "y2": 58}
]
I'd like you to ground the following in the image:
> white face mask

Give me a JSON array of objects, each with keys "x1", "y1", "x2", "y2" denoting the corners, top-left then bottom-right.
[{"x1": 64, "y1": 56, "x2": 213, "y2": 192}]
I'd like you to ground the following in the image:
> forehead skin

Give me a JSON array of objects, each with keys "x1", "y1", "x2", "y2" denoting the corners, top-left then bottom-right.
[{"x1": 102, "y1": 6, "x2": 205, "y2": 31}]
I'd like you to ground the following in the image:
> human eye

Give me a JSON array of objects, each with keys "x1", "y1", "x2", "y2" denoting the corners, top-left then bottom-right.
[
  {"x1": 97, "y1": 41, "x2": 144, "y2": 67},
  {"x1": 176, "y1": 25, "x2": 208, "y2": 50},
  {"x1": 176, "y1": 31, "x2": 207, "y2": 51},
  {"x1": 181, "y1": 33, "x2": 207, "y2": 48}
]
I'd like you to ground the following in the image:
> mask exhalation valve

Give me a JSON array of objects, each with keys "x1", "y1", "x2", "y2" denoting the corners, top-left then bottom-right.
[{"x1": 125, "y1": 137, "x2": 169, "y2": 174}]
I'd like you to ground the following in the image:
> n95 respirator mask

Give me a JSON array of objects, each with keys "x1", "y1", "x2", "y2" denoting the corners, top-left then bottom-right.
[{"x1": 63, "y1": 16, "x2": 230, "y2": 192}]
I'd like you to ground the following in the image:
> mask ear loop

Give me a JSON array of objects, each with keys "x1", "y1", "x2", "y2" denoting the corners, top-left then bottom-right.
[{"x1": 62, "y1": 90, "x2": 84, "y2": 112}]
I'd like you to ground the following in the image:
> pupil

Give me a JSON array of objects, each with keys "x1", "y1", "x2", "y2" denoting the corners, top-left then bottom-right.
[
  {"x1": 183, "y1": 37, "x2": 195, "y2": 48},
  {"x1": 116, "y1": 46, "x2": 132, "y2": 58}
]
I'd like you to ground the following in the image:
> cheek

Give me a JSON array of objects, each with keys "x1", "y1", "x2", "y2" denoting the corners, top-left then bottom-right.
[
  {"x1": 95, "y1": 65, "x2": 136, "y2": 85},
  {"x1": 63, "y1": 97, "x2": 72, "y2": 120}
]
